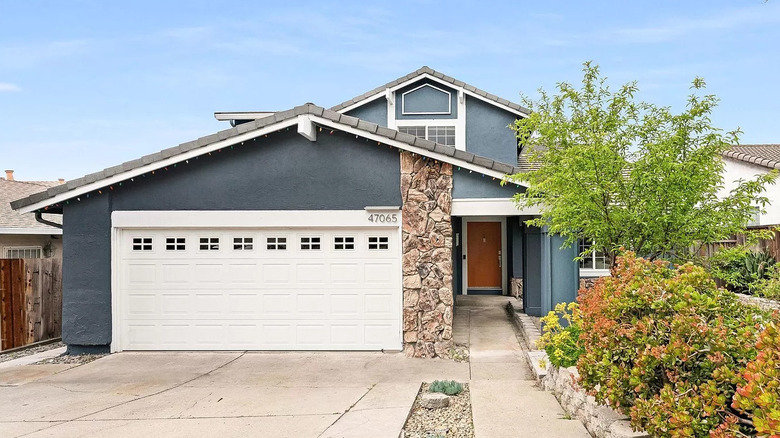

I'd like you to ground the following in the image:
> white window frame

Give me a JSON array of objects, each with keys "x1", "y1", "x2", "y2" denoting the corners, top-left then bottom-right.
[
  {"x1": 3, "y1": 246, "x2": 43, "y2": 258},
  {"x1": 389, "y1": 87, "x2": 467, "y2": 152},
  {"x1": 395, "y1": 120, "x2": 461, "y2": 150},
  {"x1": 579, "y1": 240, "x2": 610, "y2": 277}
]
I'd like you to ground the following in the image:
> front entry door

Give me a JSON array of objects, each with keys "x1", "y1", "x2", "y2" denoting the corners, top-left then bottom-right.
[{"x1": 467, "y1": 221, "x2": 502, "y2": 289}]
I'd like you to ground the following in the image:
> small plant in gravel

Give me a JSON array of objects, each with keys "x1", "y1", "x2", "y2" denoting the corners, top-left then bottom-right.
[
  {"x1": 429, "y1": 380, "x2": 463, "y2": 396},
  {"x1": 536, "y1": 301, "x2": 584, "y2": 367}
]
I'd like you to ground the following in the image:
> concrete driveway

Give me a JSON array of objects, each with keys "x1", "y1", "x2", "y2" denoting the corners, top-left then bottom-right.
[{"x1": 0, "y1": 351, "x2": 468, "y2": 438}]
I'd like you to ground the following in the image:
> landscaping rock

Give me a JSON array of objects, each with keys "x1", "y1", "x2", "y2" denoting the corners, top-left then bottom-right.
[{"x1": 420, "y1": 392, "x2": 450, "y2": 409}]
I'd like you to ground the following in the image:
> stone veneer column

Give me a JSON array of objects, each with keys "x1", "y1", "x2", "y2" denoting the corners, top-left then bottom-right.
[{"x1": 400, "y1": 151, "x2": 454, "y2": 358}]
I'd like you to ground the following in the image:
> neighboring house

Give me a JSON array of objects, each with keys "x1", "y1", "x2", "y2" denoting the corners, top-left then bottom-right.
[
  {"x1": 11, "y1": 66, "x2": 581, "y2": 357},
  {"x1": 1, "y1": 170, "x2": 63, "y2": 258},
  {"x1": 721, "y1": 144, "x2": 780, "y2": 226}
]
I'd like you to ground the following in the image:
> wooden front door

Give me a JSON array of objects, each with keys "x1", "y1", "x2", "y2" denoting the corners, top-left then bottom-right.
[{"x1": 467, "y1": 221, "x2": 502, "y2": 289}]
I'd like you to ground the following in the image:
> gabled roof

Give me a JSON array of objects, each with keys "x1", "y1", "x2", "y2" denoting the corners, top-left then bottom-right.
[
  {"x1": 11, "y1": 103, "x2": 525, "y2": 213},
  {"x1": 0, "y1": 178, "x2": 62, "y2": 232},
  {"x1": 330, "y1": 66, "x2": 531, "y2": 117},
  {"x1": 722, "y1": 144, "x2": 780, "y2": 170}
]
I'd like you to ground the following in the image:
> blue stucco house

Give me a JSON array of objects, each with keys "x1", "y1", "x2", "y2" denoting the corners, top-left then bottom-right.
[{"x1": 12, "y1": 67, "x2": 587, "y2": 358}]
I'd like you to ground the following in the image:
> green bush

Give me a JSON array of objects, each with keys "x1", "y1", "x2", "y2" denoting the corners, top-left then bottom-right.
[
  {"x1": 710, "y1": 246, "x2": 776, "y2": 294},
  {"x1": 429, "y1": 380, "x2": 463, "y2": 396},
  {"x1": 536, "y1": 302, "x2": 585, "y2": 368},
  {"x1": 577, "y1": 252, "x2": 771, "y2": 438},
  {"x1": 753, "y1": 264, "x2": 780, "y2": 300}
]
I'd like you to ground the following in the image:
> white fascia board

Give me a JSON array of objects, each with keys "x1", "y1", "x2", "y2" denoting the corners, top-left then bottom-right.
[
  {"x1": 336, "y1": 73, "x2": 529, "y2": 118},
  {"x1": 297, "y1": 115, "x2": 317, "y2": 141},
  {"x1": 580, "y1": 269, "x2": 611, "y2": 278},
  {"x1": 308, "y1": 115, "x2": 516, "y2": 182},
  {"x1": 214, "y1": 112, "x2": 274, "y2": 121},
  {"x1": 0, "y1": 227, "x2": 62, "y2": 235},
  {"x1": 16, "y1": 118, "x2": 300, "y2": 214},
  {"x1": 451, "y1": 198, "x2": 540, "y2": 216},
  {"x1": 112, "y1": 210, "x2": 401, "y2": 229}
]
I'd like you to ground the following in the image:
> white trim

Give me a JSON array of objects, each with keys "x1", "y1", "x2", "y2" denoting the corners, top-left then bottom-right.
[
  {"x1": 214, "y1": 112, "x2": 274, "y2": 121},
  {"x1": 336, "y1": 73, "x2": 529, "y2": 118},
  {"x1": 401, "y1": 83, "x2": 452, "y2": 115},
  {"x1": 112, "y1": 210, "x2": 402, "y2": 229},
  {"x1": 16, "y1": 118, "x2": 298, "y2": 214},
  {"x1": 296, "y1": 115, "x2": 317, "y2": 141},
  {"x1": 395, "y1": 119, "x2": 463, "y2": 151},
  {"x1": 18, "y1": 113, "x2": 527, "y2": 214},
  {"x1": 307, "y1": 115, "x2": 516, "y2": 181},
  {"x1": 457, "y1": 90, "x2": 466, "y2": 152},
  {"x1": 110, "y1": 209, "x2": 403, "y2": 353},
  {"x1": 580, "y1": 269, "x2": 610, "y2": 278},
  {"x1": 3, "y1": 245, "x2": 43, "y2": 258},
  {"x1": 452, "y1": 198, "x2": 540, "y2": 216},
  {"x1": 462, "y1": 217, "x2": 507, "y2": 295},
  {"x1": 0, "y1": 227, "x2": 62, "y2": 235}
]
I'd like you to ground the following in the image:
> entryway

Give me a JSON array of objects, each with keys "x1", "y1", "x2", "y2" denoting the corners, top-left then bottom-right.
[{"x1": 463, "y1": 218, "x2": 506, "y2": 295}]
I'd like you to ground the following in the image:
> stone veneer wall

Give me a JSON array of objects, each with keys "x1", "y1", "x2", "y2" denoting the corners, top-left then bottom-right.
[
  {"x1": 579, "y1": 277, "x2": 598, "y2": 291},
  {"x1": 510, "y1": 278, "x2": 523, "y2": 300},
  {"x1": 400, "y1": 151, "x2": 454, "y2": 358}
]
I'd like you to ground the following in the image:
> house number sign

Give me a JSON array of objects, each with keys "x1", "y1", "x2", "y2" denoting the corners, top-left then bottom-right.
[{"x1": 367, "y1": 213, "x2": 398, "y2": 223}]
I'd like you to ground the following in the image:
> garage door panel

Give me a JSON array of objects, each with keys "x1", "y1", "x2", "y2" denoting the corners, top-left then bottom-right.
[{"x1": 119, "y1": 225, "x2": 401, "y2": 351}]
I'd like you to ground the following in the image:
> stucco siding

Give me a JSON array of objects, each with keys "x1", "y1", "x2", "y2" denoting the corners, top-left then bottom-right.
[
  {"x1": 720, "y1": 158, "x2": 780, "y2": 226},
  {"x1": 61, "y1": 131, "x2": 403, "y2": 349},
  {"x1": 345, "y1": 98, "x2": 388, "y2": 127},
  {"x1": 452, "y1": 169, "x2": 524, "y2": 199},
  {"x1": 465, "y1": 96, "x2": 519, "y2": 165},
  {"x1": 395, "y1": 80, "x2": 458, "y2": 120}
]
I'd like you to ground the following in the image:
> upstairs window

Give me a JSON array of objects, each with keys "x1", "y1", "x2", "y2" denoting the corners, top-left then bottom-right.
[{"x1": 398, "y1": 125, "x2": 455, "y2": 146}]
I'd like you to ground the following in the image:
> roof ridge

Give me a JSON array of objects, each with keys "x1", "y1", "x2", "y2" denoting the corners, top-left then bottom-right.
[{"x1": 329, "y1": 66, "x2": 530, "y2": 115}]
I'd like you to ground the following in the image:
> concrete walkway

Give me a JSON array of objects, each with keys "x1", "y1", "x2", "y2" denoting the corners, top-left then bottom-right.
[{"x1": 455, "y1": 296, "x2": 590, "y2": 438}]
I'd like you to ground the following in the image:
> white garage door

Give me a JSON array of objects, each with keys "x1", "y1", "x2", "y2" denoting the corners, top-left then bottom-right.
[{"x1": 115, "y1": 212, "x2": 401, "y2": 351}]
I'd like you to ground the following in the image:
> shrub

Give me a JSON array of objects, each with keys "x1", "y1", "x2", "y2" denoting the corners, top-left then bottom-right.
[
  {"x1": 429, "y1": 380, "x2": 463, "y2": 396},
  {"x1": 710, "y1": 246, "x2": 776, "y2": 294},
  {"x1": 577, "y1": 252, "x2": 771, "y2": 438},
  {"x1": 537, "y1": 302, "x2": 584, "y2": 368},
  {"x1": 754, "y1": 264, "x2": 780, "y2": 301}
]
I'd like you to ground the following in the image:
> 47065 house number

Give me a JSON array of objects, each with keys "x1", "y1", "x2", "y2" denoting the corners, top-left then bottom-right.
[{"x1": 367, "y1": 213, "x2": 398, "y2": 223}]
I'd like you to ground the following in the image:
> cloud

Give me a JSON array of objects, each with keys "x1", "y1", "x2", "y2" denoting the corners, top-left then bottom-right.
[{"x1": 0, "y1": 82, "x2": 21, "y2": 92}]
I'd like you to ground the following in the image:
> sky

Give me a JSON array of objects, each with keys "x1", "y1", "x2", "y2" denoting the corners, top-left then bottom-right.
[{"x1": 1, "y1": 0, "x2": 779, "y2": 181}]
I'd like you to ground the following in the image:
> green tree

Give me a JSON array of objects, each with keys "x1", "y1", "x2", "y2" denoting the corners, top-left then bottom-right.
[{"x1": 509, "y1": 62, "x2": 777, "y2": 265}]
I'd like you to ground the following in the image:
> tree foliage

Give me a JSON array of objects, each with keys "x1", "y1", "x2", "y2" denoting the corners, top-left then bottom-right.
[{"x1": 509, "y1": 62, "x2": 777, "y2": 264}]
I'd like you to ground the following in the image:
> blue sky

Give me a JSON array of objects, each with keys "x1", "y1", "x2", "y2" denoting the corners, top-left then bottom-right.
[{"x1": 1, "y1": 0, "x2": 778, "y2": 181}]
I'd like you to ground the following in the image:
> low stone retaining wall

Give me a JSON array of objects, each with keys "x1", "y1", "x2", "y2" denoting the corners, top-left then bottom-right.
[
  {"x1": 736, "y1": 293, "x2": 780, "y2": 312},
  {"x1": 507, "y1": 303, "x2": 649, "y2": 438}
]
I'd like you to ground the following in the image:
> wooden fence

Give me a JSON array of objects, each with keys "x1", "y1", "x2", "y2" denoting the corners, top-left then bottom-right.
[
  {"x1": 0, "y1": 258, "x2": 62, "y2": 350},
  {"x1": 699, "y1": 226, "x2": 780, "y2": 262}
]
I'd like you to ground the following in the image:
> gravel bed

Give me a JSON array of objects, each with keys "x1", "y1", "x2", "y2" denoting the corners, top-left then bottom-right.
[
  {"x1": 0, "y1": 341, "x2": 65, "y2": 363},
  {"x1": 403, "y1": 383, "x2": 474, "y2": 438},
  {"x1": 33, "y1": 353, "x2": 107, "y2": 366}
]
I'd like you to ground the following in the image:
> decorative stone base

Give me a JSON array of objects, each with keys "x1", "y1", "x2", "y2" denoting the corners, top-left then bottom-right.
[
  {"x1": 736, "y1": 293, "x2": 780, "y2": 311},
  {"x1": 579, "y1": 277, "x2": 598, "y2": 292},
  {"x1": 510, "y1": 277, "x2": 523, "y2": 300},
  {"x1": 400, "y1": 151, "x2": 454, "y2": 358}
]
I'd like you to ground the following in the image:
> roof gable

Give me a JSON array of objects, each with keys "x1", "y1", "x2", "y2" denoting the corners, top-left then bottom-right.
[
  {"x1": 11, "y1": 103, "x2": 526, "y2": 213},
  {"x1": 331, "y1": 66, "x2": 530, "y2": 118}
]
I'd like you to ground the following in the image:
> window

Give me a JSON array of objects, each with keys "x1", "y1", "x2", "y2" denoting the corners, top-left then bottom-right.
[
  {"x1": 132, "y1": 237, "x2": 152, "y2": 251},
  {"x1": 334, "y1": 236, "x2": 355, "y2": 250},
  {"x1": 300, "y1": 237, "x2": 321, "y2": 250},
  {"x1": 199, "y1": 237, "x2": 219, "y2": 251},
  {"x1": 233, "y1": 237, "x2": 253, "y2": 250},
  {"x1": 579, "y1": 241, "x2": 609, "y2": 270},
  {"x1": 398, "y1": 125, "x2": 455, "y2": 146},
  {"x1": 267, "y1": 237, "x2": 286, "y2": 250},
  {"x1": 368, "y1": 236, "x2": 389, "y2": 250},
  {"x1": 165, "y1": 237, "x2": 186, "y2": 251},
  {"x1": 4, "y1": 246, "x2": 42, "y2": 258}
]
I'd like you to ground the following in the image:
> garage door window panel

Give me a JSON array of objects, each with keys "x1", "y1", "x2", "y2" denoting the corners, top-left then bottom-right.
[
  {"x1": 334, "y1": 236, "x2": 355, "y2": 250},
  {"x1": 132, "y1": 237, "x2": 153, "y2": 251},
  {"x1": 368, "y1": 236, "x2": 389, "y2": 250},
  {"x1": 267, "y1": 237, "x2": 287, "y2": 250},
  {"x1": 300, "y1": 236, "x2": 321, "y2": 250},
  {"x1": 165, "y1": 237, "x2": 186, "y2": 251},
  {"x1": 199, "y1": 237, "x2": 220, "y2": 251},
  {"x1": 233, "y1": 237, "x2": 254, "y2": 250}
]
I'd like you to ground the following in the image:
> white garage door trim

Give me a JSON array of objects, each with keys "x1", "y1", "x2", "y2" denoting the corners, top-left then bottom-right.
[{"x1": 110, "y1": 210, "x2": 402, "y2": 353}]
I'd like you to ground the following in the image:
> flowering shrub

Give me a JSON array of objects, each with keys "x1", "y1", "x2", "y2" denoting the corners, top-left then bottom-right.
[
  {"x1": 536, "y1": 302, "x2": 584, "y2": 367},
  {"x1": 577, "y1": 252, "x2": 771, "y2": 438}
]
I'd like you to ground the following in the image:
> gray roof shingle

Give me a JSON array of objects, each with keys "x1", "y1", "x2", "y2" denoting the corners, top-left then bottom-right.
[
  {"x1": 1, "y1": 179, "x2": 62, "y2": 229},
  {"x1": 723, "y1": 144, "x2": 780, "y2": 170},
  {"x1": 11, "y1": 103, "x2": 522, "y2": 211},
  {"x1": 330, "y1": 66, "x2": 531, "y2": 116}
]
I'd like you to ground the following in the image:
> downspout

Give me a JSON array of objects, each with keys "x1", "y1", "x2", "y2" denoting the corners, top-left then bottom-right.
[{"x1": 35, "y1": 211, "x2": 63, "y2": 229}]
